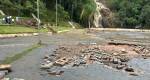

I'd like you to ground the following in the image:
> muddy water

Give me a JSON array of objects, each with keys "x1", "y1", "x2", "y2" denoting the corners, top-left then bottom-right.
[
  {"x1": 44, "y1": 58, "x2": 150, "y2": 80},
  {"x1": 129, "y1": 58, "x2": 150, "y2": 77},
  {"x1": 45, "y1": 63, "x2": 150, "y2": 80}
]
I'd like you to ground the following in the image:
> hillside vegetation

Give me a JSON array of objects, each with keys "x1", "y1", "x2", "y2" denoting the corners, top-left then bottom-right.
[
  {"x1": 0, "y1": 0, "x2": 149, "y2": 29},
  {"x1": 108, "y1": 0, "x2": 150, "y2": 29},
  {"x1": 0, "y1": 0, "x2": 96, "y2": 27}
]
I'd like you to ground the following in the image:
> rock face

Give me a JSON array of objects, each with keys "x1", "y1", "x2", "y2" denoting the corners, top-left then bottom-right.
[{"x1": 93, "y1": 0, "x2": 112, "y2": 28}]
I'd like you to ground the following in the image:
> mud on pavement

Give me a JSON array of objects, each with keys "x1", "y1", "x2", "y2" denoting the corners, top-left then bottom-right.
[{"x1": 40, "y1": 42, "x2": 150, "y2": 76}]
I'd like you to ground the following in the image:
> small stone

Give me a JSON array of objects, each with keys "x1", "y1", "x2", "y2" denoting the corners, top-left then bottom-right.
[
  {"x1": 44, "y1": 55, "x2": 50, "y2": 59},
  {"x1": 125, "y1": 67, "x2": 134, "y2": 72},
  {"x1": 113, "y1": 53, "x2": 119, "y2": 56},
  {"x1": 48, "y1": 70, "x2": 64, "y2": 76},
  {"x1": 0, "y1": 71, "x2": 5, "y2": 80},
  {"x1": 121, "y1": 49, "x2": 127, "y2": 53},
  {"x1": 2, "y1": 78, "x2": 10, "y2": 80},
  {"x1": 46, "y1": 60, "x2": 51, "y2": 63},
  {"x1": 72, "y1": 61, "x2": 80, "y2": 67},
  {"x1": 54, "y1": 57, "x2": 69, "y2": 66},
  {"x1": 40, "y1": 63, "x2": 53, "y2": 69},
  {"x1": 11, "y1": 78, "x2": 25, "y2": 80},
  {"x1": 50, "y1": 54, "x2": 57, "y2": 57},
  {"x1": 120, "y1": 57, "x2": 129, "y2": 62},
  {"x1": 112, "y1": 58, "x2": 120, "y2": 64},
  {"x1": 116, "y1": 65, "x2": 125, "y2": 70},
  {"x1": 145, "y1": 54, "x2": 150, "y2": 57},
  {"x1": 129, "y1": 72, "x2": 139, "y2": 76}
]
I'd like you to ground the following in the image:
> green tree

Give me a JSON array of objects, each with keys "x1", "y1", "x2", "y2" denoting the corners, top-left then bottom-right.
[{"x1": 109, "y1": 0, "x2": 150, "y2": 29}]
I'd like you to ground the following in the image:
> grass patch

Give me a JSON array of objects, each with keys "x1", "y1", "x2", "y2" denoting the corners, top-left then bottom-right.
[
  {"x1": 49, "y1": 21, "x2": 82, "y2": 33},
  {"x1": 1, "y1": 44, "x2": 41, "y2": 64},
  {"x1": 0, "y1": 25, "x2": 48, "y2": 34},
  {"x1": 50, "y1": 22, "x2": 72, "y2": 32}
]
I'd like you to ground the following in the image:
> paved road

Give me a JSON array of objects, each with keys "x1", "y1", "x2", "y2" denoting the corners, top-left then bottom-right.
[{"x1": 0, "y1": 29, "x2": 150, "y2": 80}]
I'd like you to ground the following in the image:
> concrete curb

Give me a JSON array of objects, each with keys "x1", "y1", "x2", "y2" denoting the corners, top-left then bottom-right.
[
  {"x1": 90, "y1": 28, "x2": 150, "y2": 32},
  {"x1": 57, "y1": 30, "x2": 70, "y2": 33},
  {"x1": 0, "y1": 32, "x2": 52, "y2": 38}
]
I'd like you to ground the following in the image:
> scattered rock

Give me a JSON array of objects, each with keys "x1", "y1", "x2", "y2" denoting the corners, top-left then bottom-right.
[
  {"x1": 112, "y1": 58, "x2": 120, "y2": 64},
  {"x1": 125, "y1": 67, "x2": 134, "y2": 72},
  {"x1": 120, "y1": 57, "x2": 129, "y2": 62},
  {"x1": 145, "y1": 54, "x2": 150, "y2": 57},
  {"x1": 11, "y1": 78, "x2": 25, "y2": 80},
  {"x1": 113, "y1": 53, "x2": 119, "y2": 56},
  {"x1": 54, "y1": 57, "x2": 69, "y2": 66},
  {"x1": 121, "y1": 49, "x2": 127, "y2": 53},
  {"x1": 2, "y1": 78, "x2": 9, "y2": 80},
  {"x1": 116, "y1": 65, "x2": 126, "y2": 70},
  {"x1": 129, "y1": 72, "x2": 139, "y2": 76},
  {"x1": 41, "y1": 43, "x2": 150, "y2": 76},
  {"x1": 48, "y1": 70, "x2": 64, "y2": 76},
  {"x1": 2, "y1": 78, "x2": 25, "y2": 80},
  {"x1": 41, "y1": 63, "x2": 53, "y2": 69},
  {"x1": 0, "y1": 71, "x2": 5, "y2": 80},
  {"x1": 44, "y1": 55, "x2": 51, "y2": 59}
]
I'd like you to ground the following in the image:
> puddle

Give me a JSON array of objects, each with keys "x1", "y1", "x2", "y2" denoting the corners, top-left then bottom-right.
[
  {"x1": 128, "y1": 58, "x2": 150, "y2": 74},
  {"x1": 46, "y1": 63, "x2": 150, "y2": 80}
]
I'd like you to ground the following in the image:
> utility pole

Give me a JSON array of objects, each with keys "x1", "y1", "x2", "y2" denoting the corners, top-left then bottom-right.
[
  {"x1": 56, "y1": 0, "x2": 58, "y2": 28},
  {"x1": 37, "y1": 0, "x2": 41, "y2": 44},
  {"x1": 71, "y1": 4, "x2": 74, "y2": 22}
]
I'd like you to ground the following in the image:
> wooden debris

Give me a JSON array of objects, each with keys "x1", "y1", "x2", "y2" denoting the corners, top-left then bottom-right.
[
  {"x1": 48, "y1": 71, "x2": 64, "y2": 76},
  {"x1": 0, "y1": 65, "x2": 11, "y2": 72}
]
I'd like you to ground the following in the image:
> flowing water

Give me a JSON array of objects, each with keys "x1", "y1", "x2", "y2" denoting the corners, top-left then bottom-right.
[{"x1": 93, "y1": 0, "x2": 110, "y2": 28}]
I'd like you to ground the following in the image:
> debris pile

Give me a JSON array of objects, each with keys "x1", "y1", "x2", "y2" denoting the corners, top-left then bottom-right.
[
  {"x1": 0, "y1": 64, "x2": 11, "y2": 79},
  {"x1": 41, "y1": 42, "x2": 150, "y2": 76},
  {"x1": 0, "y1": 64, "x2": 25, "y2": 80}
]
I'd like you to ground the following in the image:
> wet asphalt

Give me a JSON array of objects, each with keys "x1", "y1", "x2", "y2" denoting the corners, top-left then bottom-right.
[{"x1": 0, "y1": 29, "x2": 149, "y2": 80}]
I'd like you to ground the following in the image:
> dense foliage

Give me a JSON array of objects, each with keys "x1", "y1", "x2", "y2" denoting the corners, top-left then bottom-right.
[
  {"x1": 59, "y1": 0, "x2": 96, "y2": 26},
  {"x1": 108, "y1": 0, "x2": 150, "y2": 29},
  {"x1": 0, "y1": 0, "x2": 96, "y2": 27},
  {"x1": 1, "y1": 0, "x2": 149, "y2": 28}
]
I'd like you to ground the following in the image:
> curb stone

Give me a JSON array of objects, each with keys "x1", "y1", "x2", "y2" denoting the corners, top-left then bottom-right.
[
  {"x1": 0, "y1": 32, "x2": 52, "y2": 38},
  {"x1": 90, "y1": 28, "x2": 150, "y2": 32}
]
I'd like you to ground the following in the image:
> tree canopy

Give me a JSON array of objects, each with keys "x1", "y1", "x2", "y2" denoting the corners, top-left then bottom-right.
[
  {"x1": 0, "y1": 0, "x2": 149, "y2": 28},
  {"x1": 108, "y1": 0, "x2": 150, "y2": 28},
  {"x1": 0, "y1": 0, "x2": 96, "y2": 27}
]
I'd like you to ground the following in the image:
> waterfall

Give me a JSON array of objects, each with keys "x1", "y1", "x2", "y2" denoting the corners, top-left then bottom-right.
[{"x1": 93, "y1": 0, "x2": 111, "y2": 28}]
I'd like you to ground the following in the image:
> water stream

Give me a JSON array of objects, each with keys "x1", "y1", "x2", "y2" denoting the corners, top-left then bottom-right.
[{"x1": 93, "y1": 0, "x2": 110, "y2": 28}]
